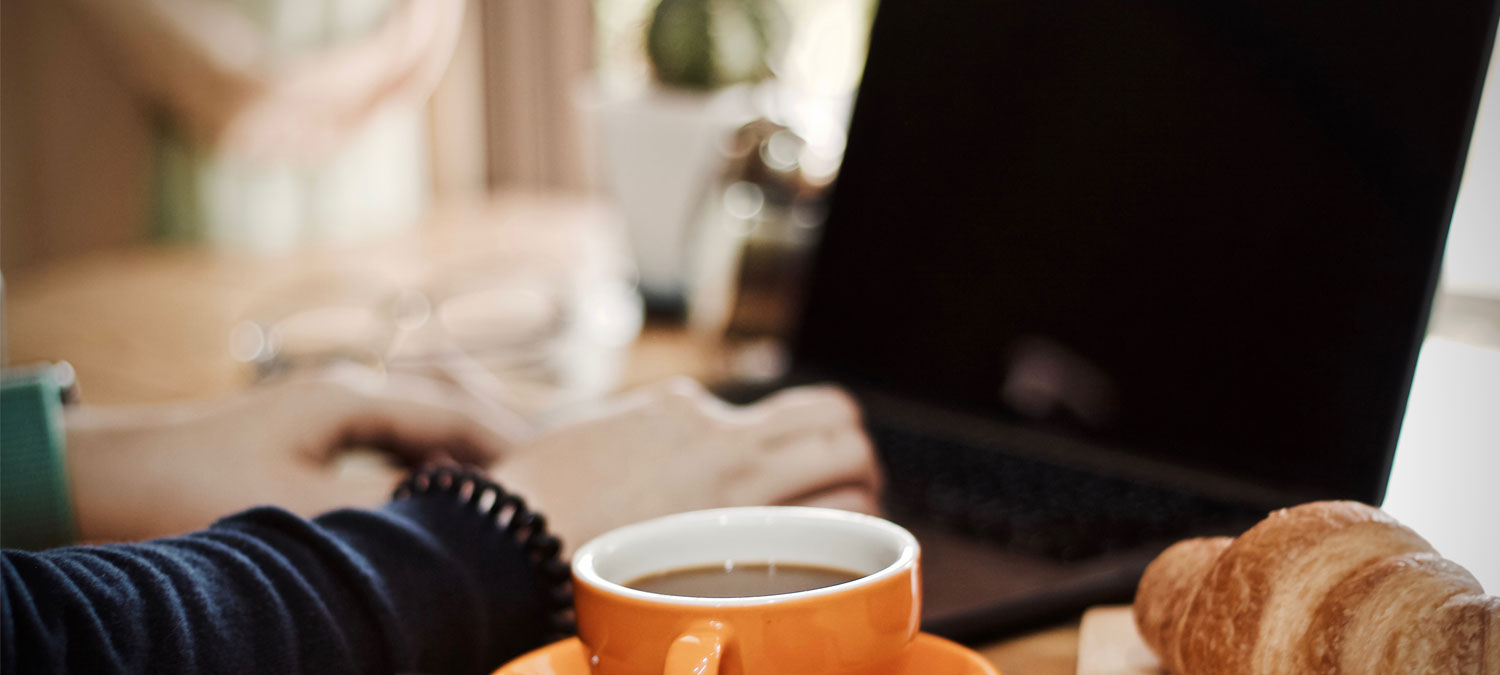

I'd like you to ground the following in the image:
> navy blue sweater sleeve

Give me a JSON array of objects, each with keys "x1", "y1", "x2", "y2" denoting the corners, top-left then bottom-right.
[{"x1": 1, "y1": 471, "x2": 572, "y2": 675}]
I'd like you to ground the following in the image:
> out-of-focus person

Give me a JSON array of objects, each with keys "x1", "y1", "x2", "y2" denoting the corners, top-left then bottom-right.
[{"x1": 2, "y1": 0, "x2": 463, "y2": 267}]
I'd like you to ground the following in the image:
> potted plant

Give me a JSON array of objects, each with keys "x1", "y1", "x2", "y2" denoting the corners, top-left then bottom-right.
[{"x1": 582, "y1": 0, "x2": 787, "y2": 309}]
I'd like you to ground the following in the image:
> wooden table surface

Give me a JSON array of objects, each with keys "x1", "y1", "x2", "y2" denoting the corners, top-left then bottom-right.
[{"x1": 4, "y1": 193, "x2": 1083, "y2": 674}]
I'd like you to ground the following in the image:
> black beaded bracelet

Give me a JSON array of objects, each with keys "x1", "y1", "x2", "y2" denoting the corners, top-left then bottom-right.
[{"x1": 393, "y1": 467, "x2": 576, "y2": 639}]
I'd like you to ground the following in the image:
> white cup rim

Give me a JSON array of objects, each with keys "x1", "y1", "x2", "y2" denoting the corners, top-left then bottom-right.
[{"x1": 572, "y1": 506, "x2": 920, "y2": 608}]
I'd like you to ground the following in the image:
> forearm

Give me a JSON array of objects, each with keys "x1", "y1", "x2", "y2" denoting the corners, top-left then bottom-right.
[
  {"x1": 62, "y1": 405, "x2": 211, "y2": 543},
  {"x1": 2, "y1": 471, "x2": 570, "y2": 674},
  {"x1": 67, "y1": 0, "x2": 463, "y2": 156},
  {"x1": 56, "y1": 371, "x2": 527, "y2": 544},
  {"x1": 66, "y1": 0, "x2": 264, "y2": 144}
]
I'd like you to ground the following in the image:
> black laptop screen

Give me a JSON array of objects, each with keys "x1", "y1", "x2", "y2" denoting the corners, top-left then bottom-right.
[{"x1": 794, "y1": 1, "x2": 1499, "y2": 502}]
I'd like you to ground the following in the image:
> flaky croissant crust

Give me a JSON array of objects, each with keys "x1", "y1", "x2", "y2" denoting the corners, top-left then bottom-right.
[{"x1": 1133, "y1": 501, "x2": 1498, "y2": 675}]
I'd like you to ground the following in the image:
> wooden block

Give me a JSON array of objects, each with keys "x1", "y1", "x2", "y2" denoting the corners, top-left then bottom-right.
[{"x1": 1075, "y1": 605, "x2": 1163, "y2": 675}]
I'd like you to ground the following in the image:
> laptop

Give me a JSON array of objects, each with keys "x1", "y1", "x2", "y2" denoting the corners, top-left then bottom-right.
[{"x1": 718, "y1": 0, "x2": 1500, "y2": 642}]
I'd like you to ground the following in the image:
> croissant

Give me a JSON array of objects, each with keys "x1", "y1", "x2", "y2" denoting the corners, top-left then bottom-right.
[{"x1": 1132, "y1": 500, "x2": 1499, "y2": 674}]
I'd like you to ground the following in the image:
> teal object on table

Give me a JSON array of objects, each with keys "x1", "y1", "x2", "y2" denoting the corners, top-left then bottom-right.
[{"x1": 1, "y1": 367, "x2": 76, "y2": 550}]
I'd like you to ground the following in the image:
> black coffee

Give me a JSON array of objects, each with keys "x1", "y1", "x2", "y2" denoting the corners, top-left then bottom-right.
[{"x1": 625, "y1": 562, "x2": 865, "y2": 598}]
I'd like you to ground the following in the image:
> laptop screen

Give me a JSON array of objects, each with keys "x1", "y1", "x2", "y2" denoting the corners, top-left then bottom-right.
[{"x1": 794, "y1": 1, "x2": 1499, "y2": 503}]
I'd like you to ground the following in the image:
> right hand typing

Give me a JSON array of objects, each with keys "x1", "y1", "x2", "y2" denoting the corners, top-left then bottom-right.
[{"x1": 492, "y1": 377, "x2": 883, "y2": 553}]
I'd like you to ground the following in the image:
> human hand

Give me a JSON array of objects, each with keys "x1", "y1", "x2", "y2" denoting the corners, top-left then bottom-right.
[
  {"x1": 64, "y1": 366, "x2": 529, "y2": 543},
  {"x1": 491, "y1": 378, "x2": 882, "y2": 553}
]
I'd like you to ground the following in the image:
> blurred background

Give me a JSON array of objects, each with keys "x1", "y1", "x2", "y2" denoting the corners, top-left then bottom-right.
[
  {"x1": 3, "y1": 4, "x2": 1499, "y2": 666},
  {"x1": 0, "y1": 0, "x2": 880, "y2": 416},
  {"x1": 1, "y1": 0, "x2": 1496, "y2": 415}
]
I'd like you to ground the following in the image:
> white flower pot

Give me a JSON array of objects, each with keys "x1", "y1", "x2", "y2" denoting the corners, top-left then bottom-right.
[{"x1": 578, "y1": 81, "x2": 758, "y2": 307}]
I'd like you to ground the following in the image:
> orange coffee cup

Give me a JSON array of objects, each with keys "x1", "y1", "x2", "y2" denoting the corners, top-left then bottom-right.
[{"x1": 570, "y1": 506, "x2": 922, "y2": 675}]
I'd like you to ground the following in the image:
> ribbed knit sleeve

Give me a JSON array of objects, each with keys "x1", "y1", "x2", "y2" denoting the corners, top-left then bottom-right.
[{"x1": 1, "y1": 469, "x2": 572, "y2": 674}]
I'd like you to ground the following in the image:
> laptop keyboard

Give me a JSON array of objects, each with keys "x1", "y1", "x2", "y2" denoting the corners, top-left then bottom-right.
[{"x1": 869, "y1": 424, "x2": 1266, "y2": 561}]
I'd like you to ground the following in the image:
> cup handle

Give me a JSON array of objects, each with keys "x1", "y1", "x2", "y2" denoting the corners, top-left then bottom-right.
[{"x1": 663, "y1": 621, "x2": 731, "y2": 675}]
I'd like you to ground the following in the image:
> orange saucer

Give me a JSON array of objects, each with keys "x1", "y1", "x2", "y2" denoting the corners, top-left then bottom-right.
[{"x1": 494, "y1": 632, "x2": 1000, "y2": 675}]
